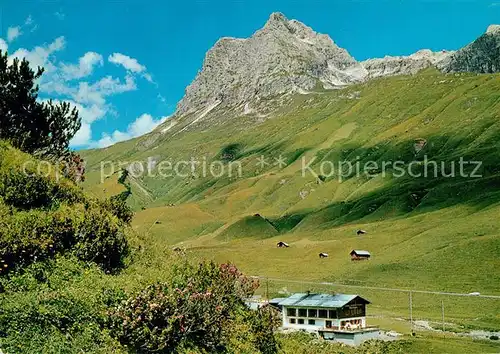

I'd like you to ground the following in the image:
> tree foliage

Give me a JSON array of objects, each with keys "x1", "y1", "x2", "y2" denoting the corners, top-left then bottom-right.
[
  {"x1": 0, "y1": 144, "x2": 129, "y2": 275},
  {"x1": 100, "y1": 168, "x2": 133, "y2": 224},
  {"x1": 0, "y1": 50, "x2": 85, "y2": 182},
  {"x1": 248, "y1": 306, "x2": 281, "y2": 354},
  {"x1": 0, "y1": 257, "x2": 127, "y2": 353},
  {"x1": 100, "y1": 195, "x2": 134, "y2": 224},
  {"x1": 0, "y1": 51, "x2": 81, "y2": 157}
]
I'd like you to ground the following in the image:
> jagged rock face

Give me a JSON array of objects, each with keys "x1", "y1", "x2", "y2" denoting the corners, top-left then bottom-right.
[
  {"x1": 438, "y1": 25, "x2": 500, "y2": 73},
  {"x1": 161, "y1": 14, "x2": 500, "y2": 135},
  {"x1": 361, "y1": 50, "x2": 453, "y2": 79},
  {"x1": 175, "y1": 12, "x2": 367, "y2": 116},
  {"x1": 486, "y1": 24, "x2": 500, "y2": 35}
]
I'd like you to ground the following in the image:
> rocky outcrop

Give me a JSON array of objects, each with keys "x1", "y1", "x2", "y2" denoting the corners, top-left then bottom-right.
[
  {"x1": 361, "y1": 50, "x2": 453, "y2": 79},
  {"x1": 158, "y1": 15, "x2": 500, "y2": 135},
  {"x1": 438, "y1": 25, "x2": 500, "y2": 73},
  {"x1": 175, "y1": 12, "x2": 367, "y2": 116}
]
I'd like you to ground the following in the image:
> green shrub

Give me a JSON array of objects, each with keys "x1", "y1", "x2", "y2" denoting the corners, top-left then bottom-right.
[
  {"x1": 0, "y1": 143, "x2": 129, "y2": 275},
  {"x1": 0, "y1": 206, "x2": 77, "y2": 273},
  {"x1": 0, "y1": 170, "x2": 53, "y2": 209},
  {"x1": 0, "y1": 157, "x2": 84, "y2": 210},
  {"x1": 0, "y1": 204, "x2": 129, "y2": 275},
  {"x1": 74, "y1": 205, "x2": 129, "y2": 271},
  {"x1": 100, "y1": 195, "x2": 134, "y2": 224},
  {"x1": 248, "y1": 305, "x2": 281, "y2": 354},
  {"x1": 218, "y1": 143, "x2": 243, "y2": 162},
  {"x1": 0, "y1": 257, "x2": 127, "y2": 353}
]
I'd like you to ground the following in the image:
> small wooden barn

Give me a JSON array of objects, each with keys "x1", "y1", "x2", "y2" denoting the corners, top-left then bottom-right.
[
  {"x1": 350, "y1": 250, "x2": 371, "y2": 261},
  {"x1": 277, "y1": 241, "x2": 289, "y2": 248}
]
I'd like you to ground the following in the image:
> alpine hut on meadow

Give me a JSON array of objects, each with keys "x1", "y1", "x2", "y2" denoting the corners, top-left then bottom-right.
[
  {"x1": 350, "y1": 250, "x2": 371, "y2": 261},
  {"x1": 278, "y1": 293, "x2": 371, "y2": 331},
  {"x1": 278, "y1": 293, "x2": 380, "y2": 345}
]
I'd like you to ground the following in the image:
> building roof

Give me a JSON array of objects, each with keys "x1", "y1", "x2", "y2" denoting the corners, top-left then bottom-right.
[
  {"x1": 278, "y1": 293, "x2": 370, "y2": 308},
  {"x1": 351, "y1": 250, "x2": 371, "y2": 256}
]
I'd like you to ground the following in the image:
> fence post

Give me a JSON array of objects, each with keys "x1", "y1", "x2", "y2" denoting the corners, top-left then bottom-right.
[
  {"x1": 266, "y1": 277, "x2": 269, "y2": 301},
  {"x1": 409, "y1": 290, "x2": 413, "y2": 333},
  {"x1": 441, "y1": 300, "x2": 445, "y2": 333}
]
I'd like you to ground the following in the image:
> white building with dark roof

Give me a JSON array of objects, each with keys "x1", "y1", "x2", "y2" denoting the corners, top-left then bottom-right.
[
  {"x1": 278, "y1": 293, "x2": 370, "y2": 331},
  {"x1": 278, "y1": 293, "x2": 380, "y2": 345}
]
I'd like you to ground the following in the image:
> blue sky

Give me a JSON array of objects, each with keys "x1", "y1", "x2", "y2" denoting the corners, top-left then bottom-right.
[{"x1": 1, "y1": 0, "x2": 499, "y2": 148}]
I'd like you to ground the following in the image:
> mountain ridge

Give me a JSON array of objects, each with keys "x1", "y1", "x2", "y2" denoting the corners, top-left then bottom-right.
[
  {"x1": 175, "y1": 12, "x2": 366, "y2": 118},
  {"x1": 157, "y1": 12, "x2": 499, "y2": 135},
  {"x1": 78, "y1": 12, "x2": 500, "y2": 339}
]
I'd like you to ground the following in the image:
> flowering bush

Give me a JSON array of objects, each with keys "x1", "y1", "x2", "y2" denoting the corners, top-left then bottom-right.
[{"x1": 107, "y1": 261, "x2": 272, "y2": 353}]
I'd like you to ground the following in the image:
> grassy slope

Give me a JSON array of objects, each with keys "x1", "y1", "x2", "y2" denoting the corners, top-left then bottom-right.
[{"x1": 82, "y1": 70, "x2": 500, "y2": 333}]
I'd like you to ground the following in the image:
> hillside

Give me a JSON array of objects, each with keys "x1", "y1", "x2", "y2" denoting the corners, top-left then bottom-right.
[
  {"x1": 81, "y1": 13, "x2": 500, "y2": 337},
  {"x1": 83, "y1": 68, "x2": 500, "y2": 302}
]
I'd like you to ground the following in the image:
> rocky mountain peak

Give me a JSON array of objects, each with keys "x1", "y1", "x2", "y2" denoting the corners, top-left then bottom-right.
[
  {"x1": 174, "y1": 12, "x2": 366, "y2": 117},
  {"x1": 439, "y1": 24, "x2": 500, "y2": 73},
  {"x1": 163, "y1": 13, "x2": 500, "y2": 133},
  {"x1": 264, "y1": 12, "x2": 288, "y2": 28},
  {"x1": 486, "y1": 24, "x2": 500, "y2": 35},
  {"x1": 361, "y1": 49, "x2": 454, "y2": 79}
]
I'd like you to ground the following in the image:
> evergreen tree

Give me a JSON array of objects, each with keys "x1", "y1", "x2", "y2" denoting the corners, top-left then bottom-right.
[{"x1": 0, "y1": 50, "x2": 81, "y2": 157}]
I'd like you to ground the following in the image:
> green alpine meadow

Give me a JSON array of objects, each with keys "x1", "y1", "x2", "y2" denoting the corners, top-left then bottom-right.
[{"x1": 1, "y1": 5, "x2": 500, "y2": 354}]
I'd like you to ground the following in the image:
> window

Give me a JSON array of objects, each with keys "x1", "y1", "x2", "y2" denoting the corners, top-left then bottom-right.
[
  {"x1": 326, "y1": 320, "x2": 332, "y2": 328},
  {"x1": 339, "y1": 305, "x2": 365, "y2": 318},
  {"x1": 308, "y1": 309, "x2": 317, "y2": 318},
  {"x1": 290, "y1": 318, "x2": 296, "y2": 324},
  {"x1": 298, "y1": 308, "x2": 307, "y2": 317},
  {"x1": 308, "y1": 319, "x2": 316, "y2": 325},
  {"x1": 298, "y1": 319, "x2": 304, "y2": 324},
  {"x1": 329, "y1": 309, "x2": 337, "y2": 319},
  {"x1": 287, "y1": 308, "x2": 296, "y2": 317},
  {"x1": 318, "y1": 309, "x2": 328, "y2": 318}
]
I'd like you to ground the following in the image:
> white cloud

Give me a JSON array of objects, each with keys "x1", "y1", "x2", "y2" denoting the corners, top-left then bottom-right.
[
  {"x1": 72, "y1": 74, "x2": 136, "y2": 105},
  {"x1": 9, "y1": 36, "x2": 65, "y2": 71},
  {"x1": 41, "y1": 73, "x2": 137, "y2": 104},
  {"x1": 128, "y1": 113, "x2": 168, "y2": 137},
  {"x1": 7, "y1": 27, "x2": 21, "y2": 42},
  {"x1": 69, "y1": 103, "x2": 108, "y2": 146},
  {"x1": 4, "y1": 16, "x2": 35, "y2": 45},
  {"x1": 157, "y1": 93, "x2": 167, "y2": 103},
  {"x1": 108, "y1": 52, "x2": 155, "y2": 83},
  {"x1": 0, "y1": 39, "x2": 7, "y2": 53},
  {"x1": 93, "y1": 74, "x2": 136, "y2": 95},
  {"x1": 7, "y1": 33, "x2": 161, "y2": 148},
  {"x1": 60, "y1": 51, "x2": 103, "y2": 80},
  {"x1": 96, "y1": 113, "x2": 168, "y2": 148},
  {"x1": 40, "y1": 79, "x2": 75, "y2": 97},
  {"x1": 143, "y1": 72, "x2": 154, "y2": 83},
  {"x1": 42, "y1": 73, "x2": 137, "y2": 147},
  {"x1": 108, "y1": 52, "x2": 146, "y2": 73},
  {"x1": 41, "y1": 65, "x2": 138, "y2": 147},
  {"x1": 55, "y1": 11, "x2": 65, "y2": 20},
  {"x1": 71, "y1": 123, "x2": 93, "y2": 147}
]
